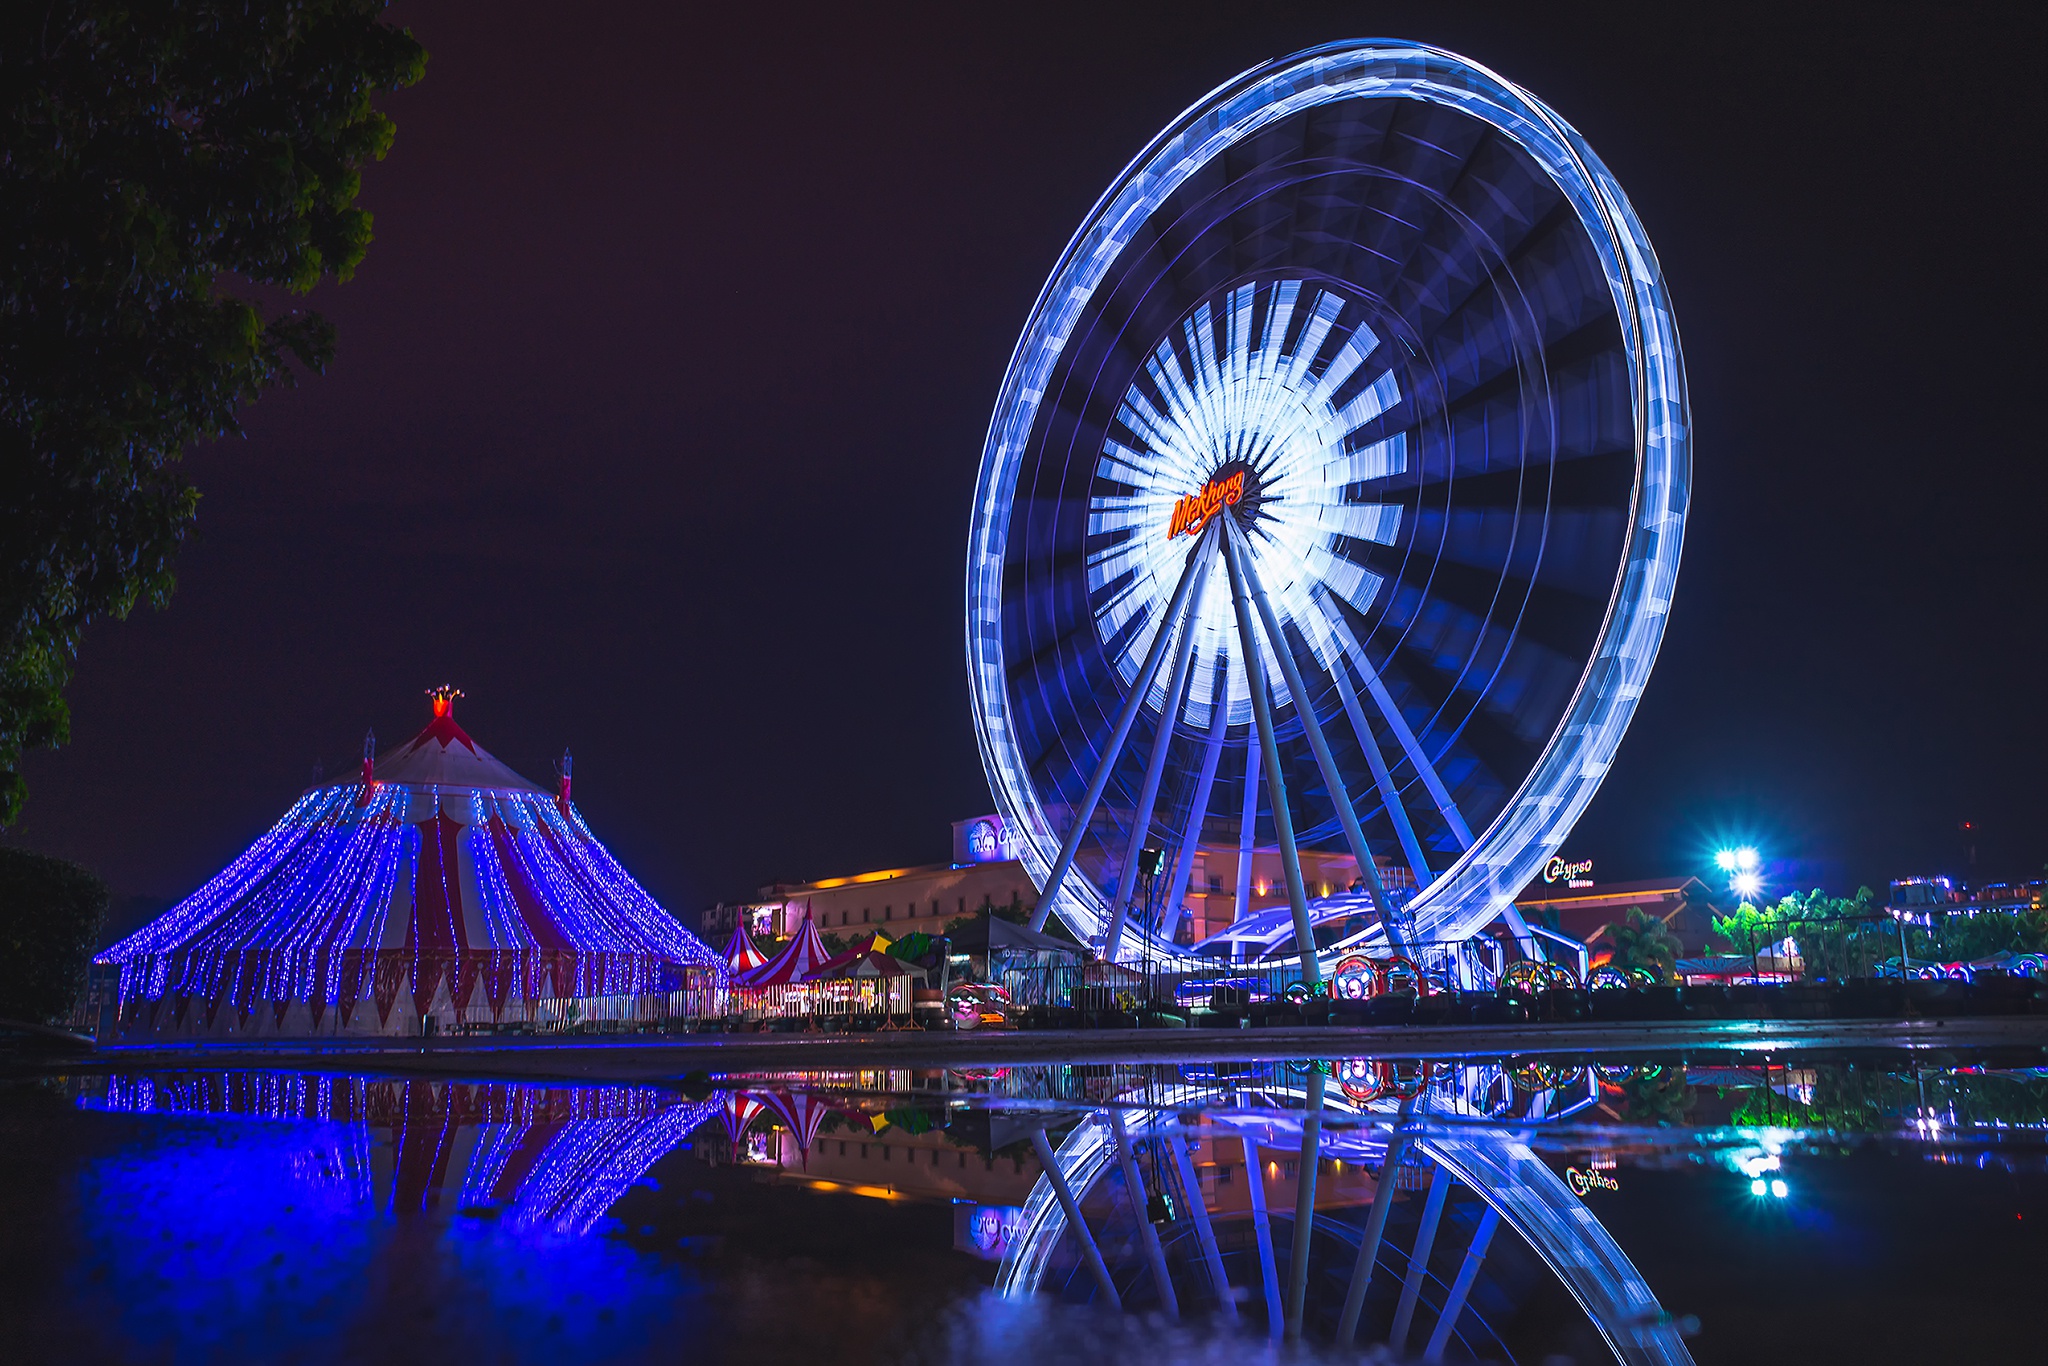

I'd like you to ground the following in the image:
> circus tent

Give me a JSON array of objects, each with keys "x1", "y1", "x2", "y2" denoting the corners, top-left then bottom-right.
[
  {"x1": 721, "y1": 923, "x2": 768, "y2": 974},
  {"x1": 96, "y1": 687, "x2": 725, "y2": 1035},
  {"x1": 736, "y1": 913, "x2": 832, "y2": 987}
]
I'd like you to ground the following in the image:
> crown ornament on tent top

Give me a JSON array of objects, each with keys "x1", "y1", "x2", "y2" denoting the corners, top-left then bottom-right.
[{"x1": 368, "y1": 685, "x2": 539, "y2": 792}]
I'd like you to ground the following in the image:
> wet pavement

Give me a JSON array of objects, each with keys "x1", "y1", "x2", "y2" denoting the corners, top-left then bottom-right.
[{"x1": 2, "y1": 1047, "x2": 2042, "y2": 1363}]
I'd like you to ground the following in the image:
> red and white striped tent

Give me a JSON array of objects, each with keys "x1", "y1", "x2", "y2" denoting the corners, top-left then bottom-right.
[
  {"x1": 737, "y1": 913, "x2": 832, "y2": 987},
  {"x1": 752, "y1": 1089, "x2": 834, "y2": 1166},
  {"x1": 722, "y1": 923, "x2": 769, "y2": 975},
  {"x1": 95, "y1": 687, "x2": 725, "y2": 1036},
  {"x1": 720, "y1": 1091, "x2": 768, "y2": 1151}
]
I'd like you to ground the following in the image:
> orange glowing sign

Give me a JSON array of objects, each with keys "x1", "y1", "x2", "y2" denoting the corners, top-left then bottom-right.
[{"x1": 1167, "y1": 470, "x2": 1246, "y2": 539}]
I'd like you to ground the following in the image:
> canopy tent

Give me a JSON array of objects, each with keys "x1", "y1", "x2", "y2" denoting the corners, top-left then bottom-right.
[
  {"x1": 722, "y1": 923, "x2": 768, "y2": 974},
  {"x1": 821, "y1": 951, "x2": 915, "y2": 981},
  {"x1": 95, "y1": 687, "x2": 724, "y2": 1035},
  {"x1": 944, "y1": 912, "x2": 1084, "y2": 960},
  {"x1": 737, "y1": 913, "x2": 832, "y2": 987}
]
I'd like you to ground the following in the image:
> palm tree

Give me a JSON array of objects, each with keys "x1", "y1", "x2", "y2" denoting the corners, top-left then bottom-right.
[{"x1": 1597, "y1": 906, "x2": 1683, "y2": 983}]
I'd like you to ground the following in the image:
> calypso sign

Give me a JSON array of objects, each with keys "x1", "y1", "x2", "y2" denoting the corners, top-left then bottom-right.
[
  {"x1": 1566, "y1": 1166, "x2": 1620, "y2": 1196},
  {"x1": 1543, "y1": 856, "x2": 1594, "y2": 887},
  {"x1": 1167, "y1": 469, "x2": 1247, "y2": 539}
]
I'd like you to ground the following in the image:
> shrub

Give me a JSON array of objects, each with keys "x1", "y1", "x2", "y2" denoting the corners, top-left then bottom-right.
[{"x1": 0, "y1": 846, "x2": 109, "y2": 1023}]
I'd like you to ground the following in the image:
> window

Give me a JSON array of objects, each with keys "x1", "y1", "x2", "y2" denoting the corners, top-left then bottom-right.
[
  {"x1": 1210, "y1": 875, "x2": 1223, "y2": 891},
  {"x1": 958, "y1": 897, "x2": 966, "y2": 913},
  {"x1": 863, "y1": 908, "x2": 870, "y2": 924},
  {"x1": 885, "y1": 905, "x2": 892, "y2": 921}
]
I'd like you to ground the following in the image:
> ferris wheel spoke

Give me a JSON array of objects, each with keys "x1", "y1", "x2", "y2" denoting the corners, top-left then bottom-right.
[
  {"x1": 1105, "y1": 534, "x2": 1215, "y2": 960},
  {"x1": 1233, "y1": 519, "x2": 1408, "y2": 950},
  {"x1": 1159, "y1": 656, "x2": 1231, "y2": 947},
  {"x1": 1029, "y1": 533, "x2": 1214, "y2": 934}
]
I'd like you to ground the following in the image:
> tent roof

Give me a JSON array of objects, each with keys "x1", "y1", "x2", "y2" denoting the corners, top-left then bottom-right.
[
  {"x1": 722, "y1": 923, "x2": 768, "y2": 973},
  {"x1": 945, "y1": 912, "x2": 1083, "y2": 959},
  {"x1": 738, "y1": 914, "x2": 832, "y2": 986},
  {"x1": 369, "y1": 697, "x2": 543, "y2": 792},
  {"x1": 822, "y1": 950, "x2": 914, "y2": 980}
]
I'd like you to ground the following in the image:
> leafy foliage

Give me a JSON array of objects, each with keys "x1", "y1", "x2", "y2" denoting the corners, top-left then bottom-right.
[
  {"x1": 1711, "y1": 887, "x2": 1889, "y2": 980},
  {"x1": 0, "y1": 845, "x2": 109, "y2": 1022},
  {"x1": 1596, "y1": 905, "x2": 1682, "y2": 982},
  {"x1": 0, "y1": 2, "x2": 426, "y2": 820}
]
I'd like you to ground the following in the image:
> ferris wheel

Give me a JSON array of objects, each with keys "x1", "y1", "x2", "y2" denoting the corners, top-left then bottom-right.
[{"x1": 966, "y1": 40, "x2": 1689, "y2": 970}]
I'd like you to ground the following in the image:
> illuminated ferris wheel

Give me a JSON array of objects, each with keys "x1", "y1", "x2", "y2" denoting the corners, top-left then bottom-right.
[{"x1": 966, "y1": 40, "x2": 1689, "y2": 968}]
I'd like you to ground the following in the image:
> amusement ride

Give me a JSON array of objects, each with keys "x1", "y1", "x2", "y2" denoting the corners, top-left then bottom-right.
[{"x1": 967, "y1": 39, "x2": 1689, "y2": 985}]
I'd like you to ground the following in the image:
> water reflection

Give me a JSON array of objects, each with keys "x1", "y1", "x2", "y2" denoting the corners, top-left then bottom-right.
[
  {"x1": 89, "y1": 1073, "x2": 720, "y2": 1235},
  {"x1": 14, "y1": 1052, "x2": 2047, "y2": 1363}
]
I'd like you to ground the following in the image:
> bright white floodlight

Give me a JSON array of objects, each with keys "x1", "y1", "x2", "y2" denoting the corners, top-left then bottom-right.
[
  {"x1": 1731, "y1": 871, "x2": 1762, "y2": 900},
  {"x1": 1715, "y1": 849, "x2": 1739, "y2": 872},
  {"x1": 1769, "y1": 1179, "x2": 1789, "y2": 1199},
  {"x1": 1735, "y1": 847, "x2": 1761, "y2": 872}
]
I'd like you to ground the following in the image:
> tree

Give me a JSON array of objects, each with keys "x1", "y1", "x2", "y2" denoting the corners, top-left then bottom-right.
[
  {"x1": 1712, "y1": 887, "x2": 1888, "y2": 980},
  {"x1": 0, "y1": 2, "x2": 426, "y2": 821},
  {"x1": 1596, "y1": 905, "x2": 1683, "y2": 982},
  {"x1": 0, "y1": 845, "x2": 109, "y2": 1022}
]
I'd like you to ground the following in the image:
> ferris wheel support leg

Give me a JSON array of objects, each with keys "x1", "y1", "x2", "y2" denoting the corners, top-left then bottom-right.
[
  {"x1": 1424, "y1": 1205, "x2": 1500, "y2": 1363},
  {"x1": 1336, "y1": 1095, "x2": 1418, "y2": 1344},
  {"x1": 1160, "y1": 657, "x2": 1231, "y2": 946},
  {"x1": 1325, "y1": 642, "x2": 1431, "y2": 887},
  {"x1": 1221, "y1": 527, "x2": 1319, "y2": 988},
  {"x1": 1220, "y1": 528, "x2": 1318, "y2": 987},
  {"x1": 1233, "y1": 729, "x2": 1261, "y2": 955},
  {"x1": 1390, "y1": 1162, "x2": 1453, "y2": 1356},
  {"x1": 1109, "y1": 1109, "x2": 1179, "y2": 1318},
  {"x1": 1029, "y1": 537, "x2": 1213, "y2": 934},
  {"x1": 1105, "y1": 540, "x2": 1215, "y2": 960},
  {"x1": 1167, "y1": 1126, "x2": 1237, "y2": 1322},
  {"x1": 1242, "y1": 1129, "x2": 1284, "y2": 1339},
  {"x1": 1284, "y1": 1066, "x2": 1327, "y2": 1341},
  {"x1": 1029, "y1": 1129, "x2": 1122, "y2": 1310},
  {"x1": 1319, "y1": 605, "x2": 1475, "y2": 851},
  {"x1": 1234, "y1": 525, "x2": 1408, "y2": 953}
]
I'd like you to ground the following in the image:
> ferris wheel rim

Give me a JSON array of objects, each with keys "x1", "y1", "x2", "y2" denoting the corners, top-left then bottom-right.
[{"x1": 967, "y1": 38, "x2": 1689, "y2": 959}]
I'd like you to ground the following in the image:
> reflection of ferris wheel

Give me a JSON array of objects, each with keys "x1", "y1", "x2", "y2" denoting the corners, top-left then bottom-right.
[{"x1": 967, "y1": 40, "x2": 1688, "y2": 969}]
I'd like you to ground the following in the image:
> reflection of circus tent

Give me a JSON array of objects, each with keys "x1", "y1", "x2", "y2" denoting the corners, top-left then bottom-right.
[
  {"x1": 90, "y1": 1074, "x2": 716, "y2": 1236},
  {"x1": 716, "y1": 1087, "x2": 836, "y2": 1166},
  {"x1": 998, "y1": 1082, "x2": 1690, "y2": 1364}
]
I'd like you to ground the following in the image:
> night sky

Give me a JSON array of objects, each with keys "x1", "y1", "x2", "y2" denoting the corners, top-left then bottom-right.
[{"x1": 7, "y1": 1, "x2": 2043, "y2": 935}]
